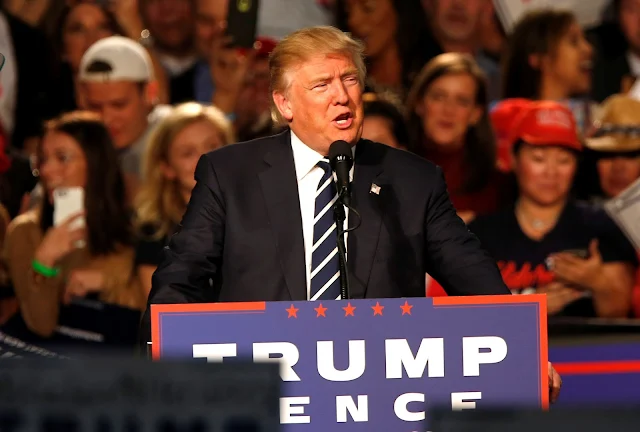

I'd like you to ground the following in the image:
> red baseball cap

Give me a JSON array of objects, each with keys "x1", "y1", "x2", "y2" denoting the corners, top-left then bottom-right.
[
  {"x1": 508, "y1": 100, "x2": 582, "y2": 152},
  {"x1": 490, "y1": 98, "x2": 532, "y2": 172}
]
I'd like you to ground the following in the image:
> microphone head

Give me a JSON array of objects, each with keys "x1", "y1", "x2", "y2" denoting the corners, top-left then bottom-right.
[{"x1": 328, "y1": 140, "x2": 353, "y2": 169}]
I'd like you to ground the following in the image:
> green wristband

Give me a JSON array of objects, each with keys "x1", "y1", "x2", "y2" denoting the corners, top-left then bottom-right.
[{"x1": 32, "y1": 259, "x2": 60, "y2": 278}]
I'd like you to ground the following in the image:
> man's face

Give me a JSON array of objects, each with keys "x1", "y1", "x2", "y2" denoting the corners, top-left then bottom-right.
[
  {"x1": 620, "y1": 0, "x2": 640, "y2": 54},
  {"x1": 194, "y1": 0, "x2": 228, "y2": 58},
  {"x1": 141, "y1": 0, "x2": 194, "y2": 54},
  {"x1": 429, "y1": 0, "x2": 486, "y2": 46},
  {"x1": 79, "y1": 81, "x2": 150, "y2": 149},
  {"x1": 273, "y1": 54, "x2": 364, "y2": 155}
]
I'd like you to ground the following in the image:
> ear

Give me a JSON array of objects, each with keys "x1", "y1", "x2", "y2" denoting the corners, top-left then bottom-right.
[
  {"x1": 272, "y1": 90, "x2": 294, "y2": 122},
  {"x1": 160, "y1": 161, "x2": 176, "y2": 180},
  {"x1": 145, "y1": 80, "x2": 159, "y2": 105}
]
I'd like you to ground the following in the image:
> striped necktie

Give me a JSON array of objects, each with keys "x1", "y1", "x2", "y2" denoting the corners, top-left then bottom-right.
[{"x1": 310, "y1": 160, "x2": 341, "y2": 301}]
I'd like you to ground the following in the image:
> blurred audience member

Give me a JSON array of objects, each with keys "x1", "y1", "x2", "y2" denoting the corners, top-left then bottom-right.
[
  {"x1": 406, "y1": 53, "x2": 506, "y2": 223},
  {"x1": 502, "y1": 9, "x2": 594, "y2": 133},
  {"x1": 592, "y1": 0, "x2": 640, "y2": 102},
  {"x1": 0, "y1": 122, "x2": 38, "y2": 219},
  {"x1": 4, "y1": 111, "x2": 144, "y2": 338},
  {"x1": 469, "y1": 101, "x2": 637, "y2": 318},
  {"x1": 134, "y1": 103, "x2": 234, "y2": 296},
  {"x1": 211, "y1": 36, "x2": 281, "y2": 141},
  {"x1": 51, "y1": 2, "x2": 124, "y2": 114},
  {"x1": 582, "y1": 94, "x2": 640, "y2": 318},
  {"x1": 490, "y1": 98, "x2": 532, "y2": 173},
  {"x1": 139, "y1": 0, "x2": 197, "y2": 79},
  {"x1": 0, "y1": 4, "x2": 56, "y2": 152},
  {"x1": 173, "y1": 0, "x2": 279, "y2": 139},
  {"x1": 77, "y1": 36, "x2": 172, "y2": 200},
  {"x1": 2, "y1": 0, "x2": 50, "y2": 27},
  {"x1": 585, "y1": 95, "x2": 640, "y2": 200},
  {"x1": 171, "y1": 0, "x2": 228, "y2": 103},
  {"x1": 336, "y1": 0, "x2": 433, "y2": 99},
  {"x1": 0, "y1": 125, "x2": 19, "y2": 324},
  {"x1": 503, "y1": 9, "x2": 592, "y2": 102},
  {"x1": 361, "y1": 91, "x2": 409, "y2": 150},
  {"x1": 478, "y1": 0, "x2": 507, "y2": 65},
  {"x1": 423, "y1": 0, "x2": 501, "y2": 101}
]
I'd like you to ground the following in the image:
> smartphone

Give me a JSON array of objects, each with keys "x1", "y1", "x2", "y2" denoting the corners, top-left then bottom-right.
[
  {"x1": 53, "y1": 187, "x2": 85, "y2": 231},
  {"x1": 560, "y1": 249, "x2": 590, "y2": 259},
  {"x1": 225, "y1": 0, "x2": 260, "y2": 49}
]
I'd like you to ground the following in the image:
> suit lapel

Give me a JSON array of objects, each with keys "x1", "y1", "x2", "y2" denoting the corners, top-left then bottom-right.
[
  {"x1": 348, "y1": 140, "x2": 384, "y2": 299},
  {"x1": 258, "y1": 131, "x2": 307, "y2": 301}
]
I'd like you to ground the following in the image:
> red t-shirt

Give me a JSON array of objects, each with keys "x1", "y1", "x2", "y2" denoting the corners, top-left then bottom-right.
[{"x1": 424, "y1": 147, "x2": 508, "y2": 215}]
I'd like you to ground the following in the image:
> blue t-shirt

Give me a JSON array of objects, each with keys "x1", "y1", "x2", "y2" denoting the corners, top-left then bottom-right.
[{"x1": 468, "y1": 201, "x2": 638, "y2": 317}]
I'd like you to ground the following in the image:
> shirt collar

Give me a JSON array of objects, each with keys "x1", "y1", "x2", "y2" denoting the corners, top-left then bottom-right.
[{"x1": 290, "y1": 130, "x2": 356, "y2": 182}]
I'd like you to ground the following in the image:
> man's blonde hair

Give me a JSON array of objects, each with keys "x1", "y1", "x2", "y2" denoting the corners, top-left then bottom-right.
[{"x1": 269, "y1": 26, "x2": 366, "y2": 124}]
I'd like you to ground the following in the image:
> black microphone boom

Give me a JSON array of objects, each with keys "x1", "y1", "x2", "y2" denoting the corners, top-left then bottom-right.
[{"x1": 328, "y1": 140, "x2": 353, "y2": 206}]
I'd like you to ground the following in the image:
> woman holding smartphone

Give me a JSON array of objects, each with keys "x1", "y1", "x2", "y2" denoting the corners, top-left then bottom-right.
[
  {"x1": 468, "y1": 101, "x2": 637, "y2": 318},
  {"x1": 3, "y1": 111, "x2": 144, "y2": 338}
]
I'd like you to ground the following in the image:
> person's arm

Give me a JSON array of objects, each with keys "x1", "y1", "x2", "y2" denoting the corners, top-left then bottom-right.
[
  {"x1": 552, "y1": 240, "x2": 635, "y2": 318},
  {"x1": 140, "y1": 154, "x2": 225, "y2": 341},
  {"x1": 423, "y1": 168, "x2": 510, "y2": 296},
  {"x1": 4, "y1": 218, "x2": 62, "y2": 337},
  {"x1": 137, "y1": 264, "x2": 156, "y2": 298},
  {"x1": 590, "y1": 262, "x2": 635, "y2": 317},
  {"x1": 96, "y1": 246, "x2": 147, "y2": 310}
]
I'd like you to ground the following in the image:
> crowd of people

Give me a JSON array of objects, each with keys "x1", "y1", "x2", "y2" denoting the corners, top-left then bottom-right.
[{"x1": 0, "y1": 0, "x2": 639, "y2": 350}]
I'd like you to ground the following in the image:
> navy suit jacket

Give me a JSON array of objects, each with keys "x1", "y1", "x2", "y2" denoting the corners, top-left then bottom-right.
[{"x1": 141, "y1": 130, "x2": 510, "y2": 341}]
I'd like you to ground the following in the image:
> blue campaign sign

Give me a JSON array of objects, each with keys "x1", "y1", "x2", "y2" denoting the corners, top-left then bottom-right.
[{"x1": 152, "y1": 295, "x2": 548, "y2": 431}]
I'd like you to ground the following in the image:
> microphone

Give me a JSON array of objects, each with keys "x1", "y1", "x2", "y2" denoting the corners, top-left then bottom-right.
[
  {"x1": 328, "y1": 140, "x2": 353, "y2": 206},
  {"x1": 328, "y1": 140, "x2": 354, "y2": 300}
]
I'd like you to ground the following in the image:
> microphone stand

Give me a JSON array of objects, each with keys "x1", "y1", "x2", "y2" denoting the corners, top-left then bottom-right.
[{"x1": 333, "y1": 189, "x2": 350, "y2": 300}]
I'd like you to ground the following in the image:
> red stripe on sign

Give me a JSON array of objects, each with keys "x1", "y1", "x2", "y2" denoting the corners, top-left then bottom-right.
[{"x1": 554, "y1": 361, "x2": 640, "y2": 375}]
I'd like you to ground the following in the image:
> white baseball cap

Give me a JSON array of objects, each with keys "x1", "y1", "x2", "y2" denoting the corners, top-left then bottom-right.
[{"x1": 79, "y1": 36, "x2": 154, "y2": 83}]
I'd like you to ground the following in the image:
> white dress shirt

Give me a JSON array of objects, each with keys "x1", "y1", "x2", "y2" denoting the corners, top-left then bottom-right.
[{"x1": 290, "y1": 131, "x2": 355, "y2": 300}]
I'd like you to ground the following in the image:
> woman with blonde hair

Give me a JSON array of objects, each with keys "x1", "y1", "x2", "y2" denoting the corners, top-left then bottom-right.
[{"x1": 134, "y1": 102, "x2": 235, "y2": 296}]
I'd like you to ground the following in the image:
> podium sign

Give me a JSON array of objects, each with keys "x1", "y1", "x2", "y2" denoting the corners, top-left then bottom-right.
[{"x1": 152, "y1": 295, "x2": 548, "y2": 431}]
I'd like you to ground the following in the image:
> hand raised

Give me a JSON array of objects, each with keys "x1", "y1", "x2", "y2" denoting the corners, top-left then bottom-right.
[{"x1": 34, "y1": 212, "x2": 86, "y2": 267}]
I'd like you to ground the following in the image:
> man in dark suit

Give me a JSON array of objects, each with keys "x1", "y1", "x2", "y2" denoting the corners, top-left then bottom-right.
[{"x1": 143, "y1": 25, "x2": 561, "y2": 401}]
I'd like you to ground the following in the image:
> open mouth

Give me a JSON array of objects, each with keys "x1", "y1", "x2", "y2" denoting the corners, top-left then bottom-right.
[
  {"x1": 333, "y1": 112, "x2": 353, "y2": 129},
  {"x1": 579, "y1": 60, "x2": 593, "y2": 73}
]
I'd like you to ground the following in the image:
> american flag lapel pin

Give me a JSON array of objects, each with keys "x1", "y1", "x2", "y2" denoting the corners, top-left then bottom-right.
[{"x1": 370, "y1": 183, "x2": 381, "y2": 195}]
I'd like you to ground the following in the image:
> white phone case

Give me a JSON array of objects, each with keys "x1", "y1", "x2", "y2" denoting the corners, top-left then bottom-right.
[{"x1": 53, "y1": 187, "x2": 85, "y2": 231}]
